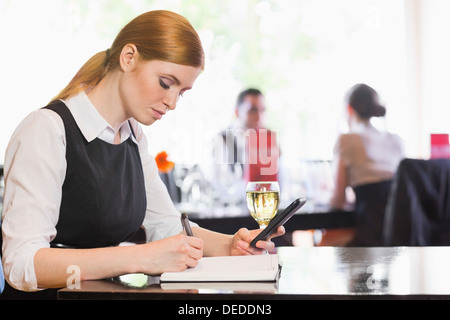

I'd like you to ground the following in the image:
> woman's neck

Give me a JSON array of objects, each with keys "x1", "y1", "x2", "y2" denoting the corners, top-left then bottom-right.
[
  {"x1": 348, "y1": 115, "x2": 371, "y2": 132},
  {"x1": 87, "y1": 71, "x2": 128, "y2": 133}
]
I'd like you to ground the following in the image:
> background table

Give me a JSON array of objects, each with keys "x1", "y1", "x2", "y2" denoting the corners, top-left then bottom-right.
[{"x1": 58, "y1": 246, "x2": 450, "y2": 300}]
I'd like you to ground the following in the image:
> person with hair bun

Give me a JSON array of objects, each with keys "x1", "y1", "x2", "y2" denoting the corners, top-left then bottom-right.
[
  {"x1": 1, "y1": 10, "x2": 284, "y2": 294},
  {"x1": 320, "y1": 84, "x2": 404, "y2": 247}
]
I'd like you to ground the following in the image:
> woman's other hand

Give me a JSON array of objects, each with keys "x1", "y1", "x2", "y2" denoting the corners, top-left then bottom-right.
[{"x1": 229, "y1": 226, "x2": 285, "y2": 255}]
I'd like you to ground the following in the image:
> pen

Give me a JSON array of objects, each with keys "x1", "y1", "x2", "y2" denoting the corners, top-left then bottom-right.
[{"x1": 181, "y1": 213, "x2": 193, "y2": 237}]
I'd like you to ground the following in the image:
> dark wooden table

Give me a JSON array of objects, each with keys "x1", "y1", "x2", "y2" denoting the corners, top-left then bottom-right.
[{"x1": 58, "y1": 246, "x2": 450, "y2": 300}]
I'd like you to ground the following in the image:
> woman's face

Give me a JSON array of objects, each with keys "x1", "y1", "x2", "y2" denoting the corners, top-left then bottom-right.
[
  {"x1": 237, "y1": 94, "x2": 266, "y2": 130},
  {"x1": 119, "y1": 59, "x2": 202, "y2": 125}
]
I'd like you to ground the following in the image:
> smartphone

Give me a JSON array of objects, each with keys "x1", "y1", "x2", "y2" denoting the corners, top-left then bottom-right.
[{"x1": 250, "y1": 197, "x2": 307, "y2": 248}]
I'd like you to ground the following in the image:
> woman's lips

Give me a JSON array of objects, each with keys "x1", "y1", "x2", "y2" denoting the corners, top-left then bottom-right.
[{"x1": 152, "y1": 108, "x2": 165, "y2": 120}]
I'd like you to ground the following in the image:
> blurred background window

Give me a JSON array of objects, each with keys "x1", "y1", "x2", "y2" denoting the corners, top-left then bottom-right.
[{"x1": 1, "y1": 0, "x2": 449, "y2": 169}]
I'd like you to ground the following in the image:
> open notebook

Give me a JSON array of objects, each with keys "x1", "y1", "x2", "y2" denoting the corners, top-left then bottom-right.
[{"x1": 160, "y1": 254, "x2": 281, "y2": 282}]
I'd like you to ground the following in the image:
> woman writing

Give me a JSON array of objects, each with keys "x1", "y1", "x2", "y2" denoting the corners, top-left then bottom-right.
[{"x1": 1, "y1": 10, "x2": 284, "y2": 292}]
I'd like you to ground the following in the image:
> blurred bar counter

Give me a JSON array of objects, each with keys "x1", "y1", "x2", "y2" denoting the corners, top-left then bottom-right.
[{"x1": 187, "y1": 205, "x2": 355, "y2": 236}]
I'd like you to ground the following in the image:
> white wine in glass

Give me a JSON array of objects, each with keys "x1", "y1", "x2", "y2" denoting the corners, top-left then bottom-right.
[{"x1": 246, "y1": 181, "x2": 280, "y2": 229}]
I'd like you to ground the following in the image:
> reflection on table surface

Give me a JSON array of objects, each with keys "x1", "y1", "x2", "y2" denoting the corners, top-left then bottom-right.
[
  {"x1": 58, "y1": 246, "x2": 450, "y2": 299},
  {"x1": 277, "y1": 246, "x2": 450, "y2": 296}
]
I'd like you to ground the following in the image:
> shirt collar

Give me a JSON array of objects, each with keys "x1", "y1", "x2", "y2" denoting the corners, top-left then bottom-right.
[{"x1": 63, "y1": 91, "x2": 136, "y2": 144}]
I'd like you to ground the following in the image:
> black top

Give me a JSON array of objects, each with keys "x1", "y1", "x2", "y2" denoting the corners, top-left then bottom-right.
[{"x1": 44, "y1": 101, "x2": 146, "y2": 248}]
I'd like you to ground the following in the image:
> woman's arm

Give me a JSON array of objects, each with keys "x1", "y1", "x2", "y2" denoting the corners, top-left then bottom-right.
[
  {"x1": 34, "y1": 233, "x2": 204, "y2": 289},
  {"x1": 2, "y1": 110, "x2": 67, "y2": 291}
]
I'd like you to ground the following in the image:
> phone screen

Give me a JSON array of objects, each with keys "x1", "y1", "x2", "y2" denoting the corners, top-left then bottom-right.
[{"x1": 250, "y1": 197, "x2": 307, "y2": 247}]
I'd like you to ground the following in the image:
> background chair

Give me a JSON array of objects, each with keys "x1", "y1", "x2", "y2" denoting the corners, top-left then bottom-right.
[{"x1": 383, "y1": 158, "x2": 450, "y2": 246}]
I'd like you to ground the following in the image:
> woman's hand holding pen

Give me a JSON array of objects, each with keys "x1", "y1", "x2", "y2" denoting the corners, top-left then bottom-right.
[
  {"x1": 139, "y1": 234, "x2": 204, "y2": 275},
  {"x1": 230, "y1": 226, "x2": 285, "y2": 255}
]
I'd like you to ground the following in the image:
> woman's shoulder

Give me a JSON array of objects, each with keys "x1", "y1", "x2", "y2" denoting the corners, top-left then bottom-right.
[
  {"x1": 11, "y1": 108, "x2": 65, "y2": 141},
  {"x1": 383, "y1": 132, "x2": 405, "y2": 152},
  {"x1": 334, "y1": 133, "x2": 365, "y2": 157},
  {"x1": 385, "y1": 131, "x2": 403, "y2": 143},
  {"x1": 337, "y1": 132, "x2": 363, "y2": 146}
]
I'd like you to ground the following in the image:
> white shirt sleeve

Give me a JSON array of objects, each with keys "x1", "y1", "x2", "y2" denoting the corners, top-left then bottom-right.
[{"x1": 2, "y1": 109, "x2": 66, "y2": 291}]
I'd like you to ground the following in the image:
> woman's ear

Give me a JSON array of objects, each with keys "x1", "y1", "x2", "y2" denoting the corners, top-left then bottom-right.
[
  {"x1": 347, "y1": 104, "x2": 354, "y2": 116},
  {"x1": 119, "y1": 44, "x2": 139, "y2": 72}
]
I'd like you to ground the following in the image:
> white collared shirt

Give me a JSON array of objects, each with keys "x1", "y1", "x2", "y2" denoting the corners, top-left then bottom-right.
[
  {"x1": 65, "y1": 90, "x2": 135, "y2": 144},
  {"x1": 2, "y1": 92, "x2": 189, "y2": 291}
]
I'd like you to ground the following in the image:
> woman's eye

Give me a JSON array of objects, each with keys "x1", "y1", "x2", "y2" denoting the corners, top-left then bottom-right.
[{"x1": 159, "y1": 79, "x2": 170, "y2": 89}]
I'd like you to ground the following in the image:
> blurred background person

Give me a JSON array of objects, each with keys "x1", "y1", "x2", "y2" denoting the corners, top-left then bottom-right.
[
  {"x1": 320, "y1": 84, "x2": 405, "y2": 246},
  {"x1": 205, "y1": 88, "x2": 281, "y2": 210}
]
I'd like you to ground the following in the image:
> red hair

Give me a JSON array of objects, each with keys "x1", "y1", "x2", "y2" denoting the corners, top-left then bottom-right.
[{"x1": 53, "y1": 10, "x2": 204, "y2": 101}]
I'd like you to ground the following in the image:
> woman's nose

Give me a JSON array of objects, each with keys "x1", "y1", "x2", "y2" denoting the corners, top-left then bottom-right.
[{"x1": 163, "y1": 91, "x2": 179, "y2": 111}]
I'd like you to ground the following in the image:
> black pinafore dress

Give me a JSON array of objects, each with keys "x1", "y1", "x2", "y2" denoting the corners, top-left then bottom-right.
[{"x1": 44, "y1": 100, "x2": 146, "y2": 248}]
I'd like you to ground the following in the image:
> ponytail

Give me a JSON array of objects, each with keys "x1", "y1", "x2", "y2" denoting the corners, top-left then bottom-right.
[{"x1": 52, "y1": 50, "x2": 109, "y2": 102}]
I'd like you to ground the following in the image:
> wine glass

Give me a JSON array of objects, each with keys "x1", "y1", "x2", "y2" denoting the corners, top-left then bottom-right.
[{"x1": 246, "y1": 181, "x2": 280, "y2": 229}]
